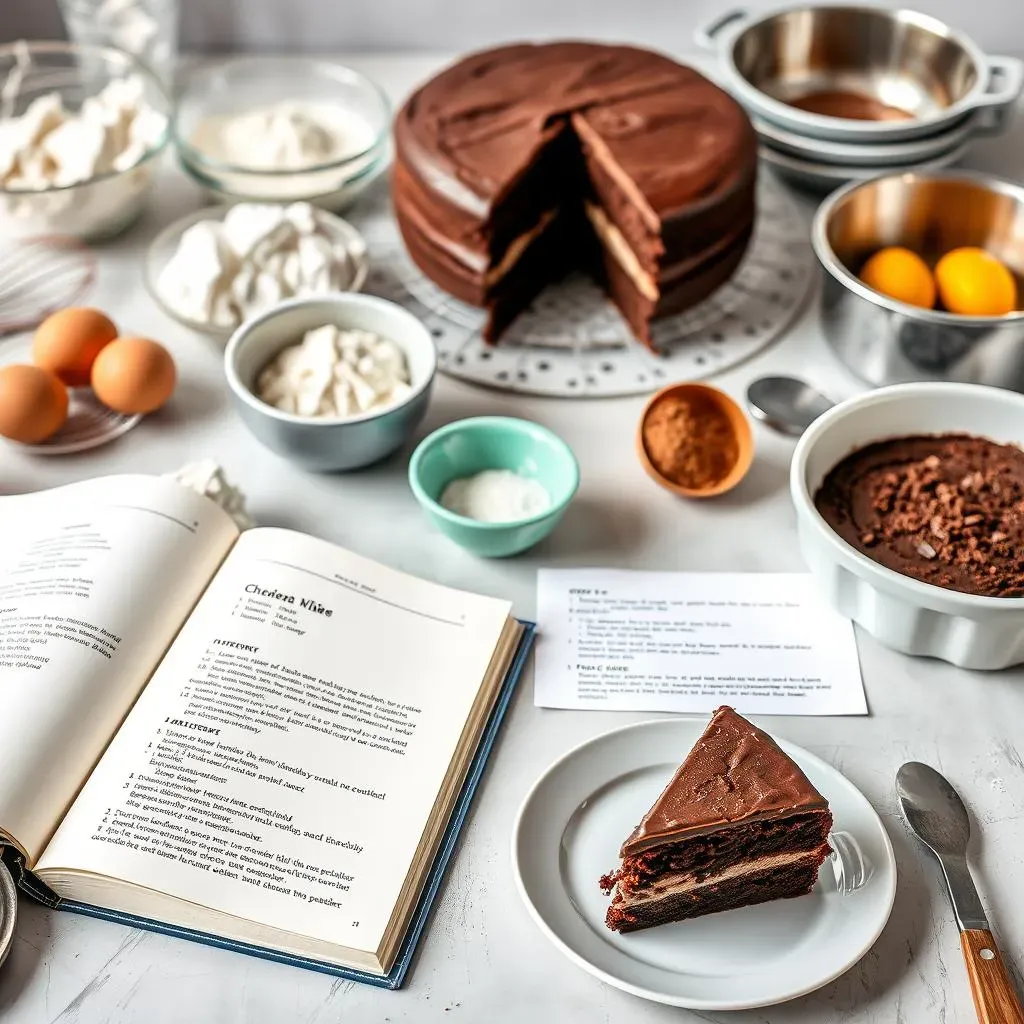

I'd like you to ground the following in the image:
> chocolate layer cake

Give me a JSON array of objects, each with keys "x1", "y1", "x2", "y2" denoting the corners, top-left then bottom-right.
[
  {"x1": 600, "y1": 707, "x2": 832, "y2": 933},
  {"x1": 815, "y1": 433, "x2": 1024, "y2": 597},
  {"x1": 394, "y1": 42, "x2": 757, "y2": 347}
]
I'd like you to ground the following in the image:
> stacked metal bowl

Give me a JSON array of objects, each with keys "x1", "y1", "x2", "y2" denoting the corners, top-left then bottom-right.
[{"x1": 697, "y1": 5, "x2": 1024, "y2": 194}]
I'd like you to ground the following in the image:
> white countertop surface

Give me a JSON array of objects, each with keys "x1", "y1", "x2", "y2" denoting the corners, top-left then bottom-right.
[{"x1": 3, "y1": 52, "x2": 1024, "y2": 1024}]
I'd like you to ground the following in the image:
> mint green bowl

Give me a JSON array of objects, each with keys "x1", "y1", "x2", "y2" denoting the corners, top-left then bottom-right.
[{"x1": 408, "y1": 416, "x2": 579, "y2": 558}]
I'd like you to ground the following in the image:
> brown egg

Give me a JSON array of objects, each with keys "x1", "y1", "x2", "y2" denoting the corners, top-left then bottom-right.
[
  {"x1": 0, "y1": 364, "x2": 69, "y2": 443},
  {"x1": 33, "y1": 307, "x2": 118, "y2": 387},
  {"x1": 90, "y1": 336, "x2": 176, "y2": 415}
]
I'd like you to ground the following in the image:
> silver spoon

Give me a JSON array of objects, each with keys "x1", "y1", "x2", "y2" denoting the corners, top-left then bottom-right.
[
  {"x1": 897, "y1": 762, "x2": 1024, "y2": 1024},
  {"x1": 746, "y1": 376, "x2": 834, "y2": 437}
]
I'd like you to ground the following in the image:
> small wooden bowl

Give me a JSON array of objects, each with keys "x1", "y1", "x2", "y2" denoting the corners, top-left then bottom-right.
[{"x1": 636, "y1": 382, "x2": 755, "y2": 498}]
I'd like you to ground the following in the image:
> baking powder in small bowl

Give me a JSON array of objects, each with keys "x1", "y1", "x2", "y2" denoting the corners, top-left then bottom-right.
[{"x1": 440, "y1": 469, "x2": 551, "y2": 523}]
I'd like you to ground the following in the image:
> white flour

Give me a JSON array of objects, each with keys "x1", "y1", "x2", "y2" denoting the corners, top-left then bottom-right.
[
  {"x1": 440, "y1": 470, "x2": 551, "y2": 523},
  {"x1": 191, "y1": 101, "x2": 377, "y2": 172}
]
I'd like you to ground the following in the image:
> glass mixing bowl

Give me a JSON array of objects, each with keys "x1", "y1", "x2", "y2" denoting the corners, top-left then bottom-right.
[
  {"x1": 0, "y1": 40, "x2": 171, "y2": 240},
  {"x1": 173, "y1": 56, "x2": 391, "y2": 210}
]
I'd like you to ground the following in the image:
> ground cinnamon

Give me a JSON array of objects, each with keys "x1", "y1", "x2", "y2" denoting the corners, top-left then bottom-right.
[{"x1": 642, "y1": 391, "x2": 739, "y2": 490}]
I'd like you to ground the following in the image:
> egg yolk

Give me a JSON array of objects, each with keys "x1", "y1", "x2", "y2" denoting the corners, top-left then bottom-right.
[
  {"x1": 934, "y1": 247, "x2": 1019, "y2": 317},
  {"x1": 858, "y1": 247, "x2": 936, "y2": 309}
]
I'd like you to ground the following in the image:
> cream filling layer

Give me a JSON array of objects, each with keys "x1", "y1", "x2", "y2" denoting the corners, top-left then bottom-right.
[
  {"x1": 616, "y1": 849, "x2": 822, "y2": 908},
  {"x1": 484, "y1": 209, "x2": 559, "y2": 287},
  {"x1": 584, "y1": 201, "x2": 658, "y2": 301}
]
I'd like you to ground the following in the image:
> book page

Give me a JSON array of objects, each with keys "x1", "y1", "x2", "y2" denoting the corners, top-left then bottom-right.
[
  {"x1": 38, "y1": 528, "x2": 512, "y2": 959},
  {"x1": 0, "y1": 476, "x2": 239, "y2": 863}
]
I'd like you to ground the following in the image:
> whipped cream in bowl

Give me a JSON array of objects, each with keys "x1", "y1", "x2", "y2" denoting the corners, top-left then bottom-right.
[
  {"x1": 145, "y1": 201, "x2": 369, "y2": 342},
  {"x1": 224, "y1": 294, "x2": 437, "y2": 472},
  {"x1": 173, "y1": 57, "x2": 390, "y2": 209}
]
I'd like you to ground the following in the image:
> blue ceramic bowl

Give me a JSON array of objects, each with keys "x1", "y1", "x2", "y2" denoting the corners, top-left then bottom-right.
[
  {"x1": 225, "y1": 294, "x2": 436, "y2": 472},
  {"x1": 408, "y1": 417, "x2": 579, "y2": 557}
]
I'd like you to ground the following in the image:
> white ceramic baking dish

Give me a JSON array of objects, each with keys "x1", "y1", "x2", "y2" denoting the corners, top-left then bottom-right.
[{"x1": 790, "y1": 382, "x2": 1024, "y2": 670}]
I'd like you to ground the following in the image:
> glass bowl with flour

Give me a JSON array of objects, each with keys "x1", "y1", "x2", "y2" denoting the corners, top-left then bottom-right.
[{"x1": 173, "y1": 56, "x2": 390, "y2": 209}]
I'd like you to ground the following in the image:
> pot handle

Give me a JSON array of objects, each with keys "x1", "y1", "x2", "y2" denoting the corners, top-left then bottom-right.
[
  {"x1": 694, "y1": 9, "x2": 749, "y2": 50},
  {"x1": 967, "y1": 56, "x2": 1024, "y2": 133}
]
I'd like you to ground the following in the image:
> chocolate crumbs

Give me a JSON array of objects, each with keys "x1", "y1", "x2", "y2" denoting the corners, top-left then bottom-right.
[{"x1": 814, "y1": 433, "x2": 1024, "y2": 597}]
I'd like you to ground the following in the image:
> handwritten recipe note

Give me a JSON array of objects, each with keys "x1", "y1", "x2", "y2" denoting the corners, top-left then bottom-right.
[{"x1": 536, "y1": 570, "x2": 867, "y2": 715}]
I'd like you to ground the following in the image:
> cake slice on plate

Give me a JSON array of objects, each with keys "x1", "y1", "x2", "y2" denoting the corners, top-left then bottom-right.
[{"x1": 600, "y1": 706, "x2": 833, "y2": 933}]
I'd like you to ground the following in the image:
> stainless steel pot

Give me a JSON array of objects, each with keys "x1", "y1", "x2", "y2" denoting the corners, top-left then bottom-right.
[
  {"x1": 696, "y1": 5, "x2": 1024, "y2": 142},
  {"x1": 751, "y1": 109, "x2": 988, "y2": 166},
  {"x1": 811, "y1": 171, "x2": 1024, "y2": 390}
]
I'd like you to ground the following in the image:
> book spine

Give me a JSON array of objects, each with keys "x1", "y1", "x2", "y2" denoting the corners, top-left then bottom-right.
[{"x1": 3, "y1": 846, "x2": 60, "y2": 908}]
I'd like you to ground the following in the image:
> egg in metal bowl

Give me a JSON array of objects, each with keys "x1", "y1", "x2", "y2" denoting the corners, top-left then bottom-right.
[{"x1": 811, "y1": 171, "x2": 1024, "y2": 390}]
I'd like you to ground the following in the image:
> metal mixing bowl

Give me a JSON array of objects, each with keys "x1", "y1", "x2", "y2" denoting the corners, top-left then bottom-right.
[
  {"x1": 696, "y1": 6, "x2": 1023, "y2": 142},
  {"x1": 761, "y1": 137, "x2": 970, "y2": 195},
  {"x1": 812, "y1": 171, "x2": 1024, "y2": 390}
]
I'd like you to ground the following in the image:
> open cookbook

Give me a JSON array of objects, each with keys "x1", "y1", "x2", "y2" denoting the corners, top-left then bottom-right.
[{"x1": 0, "y1": 475, "x2": 533, "y2": 988}]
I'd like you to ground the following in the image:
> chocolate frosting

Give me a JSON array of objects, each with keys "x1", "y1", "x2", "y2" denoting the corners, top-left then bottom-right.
[
  {"x1": 622, "y1": 707, "x2": 828, "y2": 857},
  {"x1": 396, "y1": 42, "x2": 755, "y2": 217}
]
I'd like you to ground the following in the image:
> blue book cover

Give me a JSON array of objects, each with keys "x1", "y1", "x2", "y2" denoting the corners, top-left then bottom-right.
[{"x1": 10, "y1": 622, "x2": 535, "y2": 990}]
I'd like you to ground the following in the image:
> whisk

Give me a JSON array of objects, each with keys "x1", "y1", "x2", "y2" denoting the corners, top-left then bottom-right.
[{"x1": 0, "y1": 235, "x2": 97, "y2": 335}]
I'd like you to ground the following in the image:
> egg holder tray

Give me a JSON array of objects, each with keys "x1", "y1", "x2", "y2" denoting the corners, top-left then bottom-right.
[{"x1": 349, "y1": 172, "x2": 815, "y2": 398}]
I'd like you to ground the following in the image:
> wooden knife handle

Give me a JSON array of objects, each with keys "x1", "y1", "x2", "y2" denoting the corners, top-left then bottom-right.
[{"x1": 962, "y1": 929, "x2": 1024, "y2": 1024}]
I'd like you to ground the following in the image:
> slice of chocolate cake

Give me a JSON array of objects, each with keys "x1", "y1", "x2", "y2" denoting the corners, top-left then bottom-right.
[{"x1": 600, "y1": 707, "x2": 832, "y2": 933}]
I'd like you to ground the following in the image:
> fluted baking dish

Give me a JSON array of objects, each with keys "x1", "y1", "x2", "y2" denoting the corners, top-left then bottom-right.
[{"x1": 790, "y1": 382, "x2": 1024, "y2": 670}]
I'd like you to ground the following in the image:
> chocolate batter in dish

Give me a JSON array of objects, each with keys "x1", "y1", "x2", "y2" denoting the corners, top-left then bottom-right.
[{"x1": 814, "y1": 434, "x2": 1024, "y2": 597}]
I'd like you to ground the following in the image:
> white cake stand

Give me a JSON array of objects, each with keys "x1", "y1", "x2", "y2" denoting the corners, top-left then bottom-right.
[{"x1": 351, "y1": 173, "x2": 814, "y2": 398}]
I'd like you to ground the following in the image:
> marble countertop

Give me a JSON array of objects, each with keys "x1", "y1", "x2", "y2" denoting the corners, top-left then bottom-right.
[{"x1": 2, "y1": 52, "x2": 1024, "y2": 1024}]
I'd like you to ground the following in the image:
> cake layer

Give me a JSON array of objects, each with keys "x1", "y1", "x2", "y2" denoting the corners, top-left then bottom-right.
[
  {"x1": 608, "y1": 811, "x2": 833, "y2": 899},
  {"x1": 613, "y1": 847, "x2": 829, "y2": 908},
  {"x1": 571, "y1": 109, "x2": 757, "y2": 279},
  {"x1": 485, "y1": 211, "x2": 578, "y2": 341},
  {"x1": 606, "y1": 854, "x2": 824, "y2": 933},
  {"x1": 395, "y1": 196, "x2": 565, "y2": 308},
  {"x1": 598, "y1": 220, "x2": 753, "y2": 344}
]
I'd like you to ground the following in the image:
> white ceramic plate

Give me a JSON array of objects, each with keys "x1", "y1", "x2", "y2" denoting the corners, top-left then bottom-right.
[{"x1": 512, "y1": 719, "x2": 896, "y2": 1010}]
